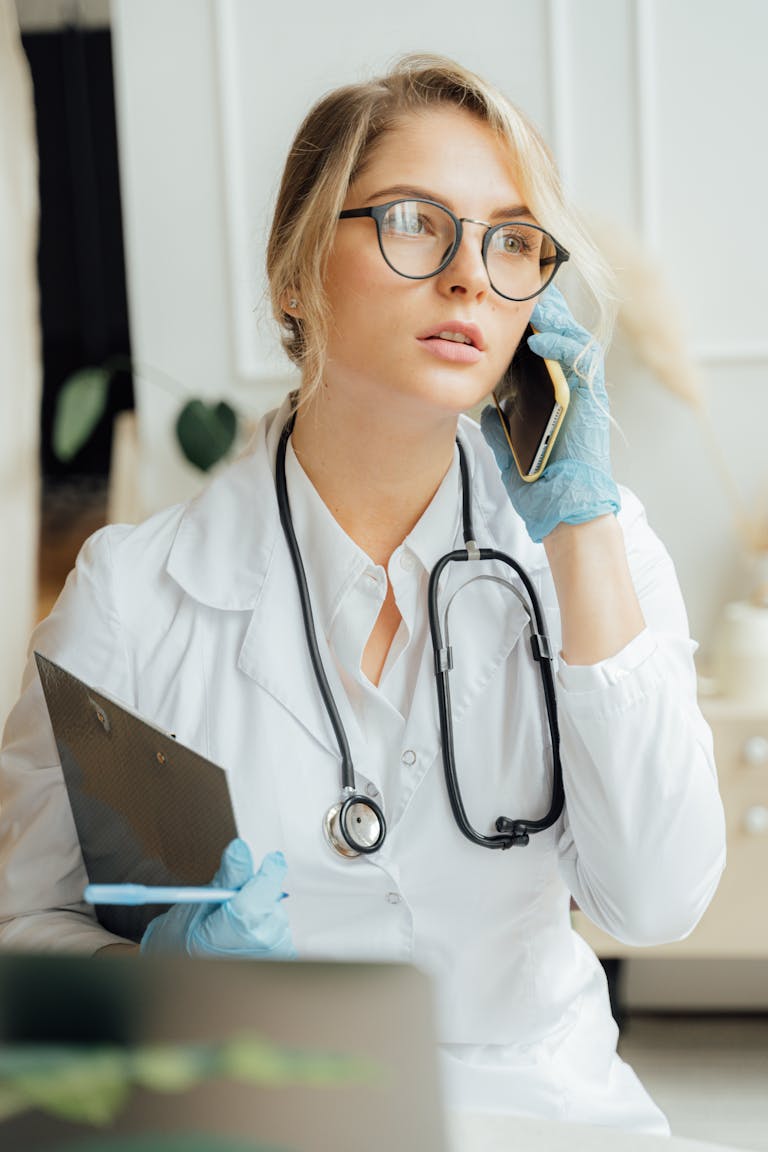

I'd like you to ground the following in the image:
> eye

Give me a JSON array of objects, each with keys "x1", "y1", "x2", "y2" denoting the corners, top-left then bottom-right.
[
  {"x1": 381, "y1": 200, "x2": 454, "y2": 242},
  {"x1": 490, "y1": 226, "x2": 538, "y2": 257},
  {"x1": 383, "y1": 202, "x2": 430, "y2": 236}
]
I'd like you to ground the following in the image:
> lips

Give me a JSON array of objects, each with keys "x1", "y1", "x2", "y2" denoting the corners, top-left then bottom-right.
[{"x1": 417, "y1": 321, "x2": 486, "y2": 350}]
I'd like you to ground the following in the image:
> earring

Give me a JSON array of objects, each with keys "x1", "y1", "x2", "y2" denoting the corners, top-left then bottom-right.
[{"x1": 288, "y1": 298, "x2": 299, "y2": 310}]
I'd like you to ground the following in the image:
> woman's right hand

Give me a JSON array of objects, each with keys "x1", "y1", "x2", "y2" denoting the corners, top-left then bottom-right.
[
  {"x1": 140, "y1": 839, "x2": 295, "y2": 958},
  {"x1": 480, "y1": 285, "x2": 620, "y2": 544}
]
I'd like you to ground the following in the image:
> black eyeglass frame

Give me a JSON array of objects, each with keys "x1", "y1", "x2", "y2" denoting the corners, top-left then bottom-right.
[{"x1": 338, "y1": 197, "x2": 570, "y2": 302}]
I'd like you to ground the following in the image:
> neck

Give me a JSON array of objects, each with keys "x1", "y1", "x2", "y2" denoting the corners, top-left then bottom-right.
[{"x1": 290, "y1": 386, "x2": 459, "y2": 567}]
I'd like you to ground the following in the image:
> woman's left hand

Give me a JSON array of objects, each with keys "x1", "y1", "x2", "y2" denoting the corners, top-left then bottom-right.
[
  {"x1": 140, "y1": 840, "x2": 296, "y2": 958},
  {"x1": 481, "y1": 285, "x2": 620, "y2": 543}
]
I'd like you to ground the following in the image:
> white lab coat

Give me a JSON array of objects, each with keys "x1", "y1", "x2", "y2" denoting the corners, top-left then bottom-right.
[{"x1": 0, "y1": 399, "x2": 726, "y2": 1132}]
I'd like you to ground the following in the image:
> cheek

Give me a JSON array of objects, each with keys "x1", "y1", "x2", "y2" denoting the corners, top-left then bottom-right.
[
  {"x1": 490, "y1": 302, "x2": 536, "y2": 374},
  {"x1": 324, "y1": 236, "x2": 391, "y2": 317},
  {"x1": 324, "y1": 264, "x2": 415, "y2": 361}
]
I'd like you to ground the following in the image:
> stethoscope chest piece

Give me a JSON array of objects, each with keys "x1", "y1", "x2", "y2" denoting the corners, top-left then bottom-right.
[{"x1": 323, "y1": 793, "x2": 386, "y2": 858}]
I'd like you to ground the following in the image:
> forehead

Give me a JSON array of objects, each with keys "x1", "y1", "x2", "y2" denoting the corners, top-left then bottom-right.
[{"x1": 349, "y1": 106, "x2": 525, "y2": 213}]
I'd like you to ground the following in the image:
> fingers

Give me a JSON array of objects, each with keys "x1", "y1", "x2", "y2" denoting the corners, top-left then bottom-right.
[
  {"x1": 213, "y1": 837, "x2": 254, "y2": 891},
  {"x1": 531, "y1": 285, "x2": 592, "y2": 346},
  {"x1": 250, "y1": 850, "x2": 289, "y2": 905},
  {"x1": 527, "y1": 331, "x2": 602, "y2": 389},
  {"x1": 215, "y1": 845, "x2": 287, "y2": 905},
  {"x1": 225, "y1": 850, "x2": 288, "y2": 923},
  {"x1": 191, "y1": 849, "x2": 294, "y2": 957},
  {"x1": 232, "y1": 900, "x2": 294, "y2": 955},
  {"x1": 219, "y1": 851, "x2": 292, "y2": 953},
  {"x1": 530, "y1": 288, "x2": 604, "y2": 392}
]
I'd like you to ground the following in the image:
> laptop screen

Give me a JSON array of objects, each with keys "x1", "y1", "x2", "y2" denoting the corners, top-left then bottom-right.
[{"x1": 0, "y1": 954, "x2": 446, "y2": 1152}]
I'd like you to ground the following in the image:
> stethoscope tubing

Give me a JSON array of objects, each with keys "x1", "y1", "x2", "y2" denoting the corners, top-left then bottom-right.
[
  {"x1": 275, "y1": 412, "x2": 564, "y2": 855},
  {"x1": 427, "y1": 541, "x2": 564, "y2": 848},
  {"x1": 276, "y1": 420, "x2": 355, "y2": 792},
  {"x1": 275, "y1": 416, "x2": 386, "y2": 854}
]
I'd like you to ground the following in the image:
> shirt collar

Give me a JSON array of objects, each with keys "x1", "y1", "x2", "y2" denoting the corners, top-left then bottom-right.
[
  {"x1": 284, "y1": 437, "x2": 464, "y2": 629},
  {"x1": 165, "y1": 402, "x2": 547, "y2": 616},
  {"x1": 401, "y1": 446, "x2": 462, "y2": 576},
  {"x1": 284, "y1": 439, "x2": 372, "y2": 636}
]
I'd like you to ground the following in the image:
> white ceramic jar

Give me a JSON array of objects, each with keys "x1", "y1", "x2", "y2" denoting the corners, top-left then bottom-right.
[{"x1": 714, "y1": 600, "x2": 768, "y2": 704}]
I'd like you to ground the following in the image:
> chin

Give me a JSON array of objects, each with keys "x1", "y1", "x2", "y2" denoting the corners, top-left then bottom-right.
[{"x1": 423, "y1": 377, "x2": 495, "y2": 416}]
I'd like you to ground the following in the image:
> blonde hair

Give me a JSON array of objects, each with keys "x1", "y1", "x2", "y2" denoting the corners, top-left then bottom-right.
[{"x1": 266, "y1": 53, "x2": 614, "y2": 400}]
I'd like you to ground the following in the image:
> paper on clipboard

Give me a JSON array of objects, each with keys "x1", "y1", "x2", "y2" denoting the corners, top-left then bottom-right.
[{"x1": 34, "y1": 653, "x2": 238, "y2": 942}]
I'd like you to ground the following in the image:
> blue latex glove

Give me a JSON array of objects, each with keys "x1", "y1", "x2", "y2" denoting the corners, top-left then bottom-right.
[
  {"x1": 140, "y1": 839, "x2": 296, "y2": 958},
  {"x1": 480, "y1": 285, "x2": 620, "y2": 543}
]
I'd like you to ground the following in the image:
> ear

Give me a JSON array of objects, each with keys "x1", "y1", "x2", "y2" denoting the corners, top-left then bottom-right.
[{"x1": 281, "y1": 291, "x2": 302, "y2": 318}]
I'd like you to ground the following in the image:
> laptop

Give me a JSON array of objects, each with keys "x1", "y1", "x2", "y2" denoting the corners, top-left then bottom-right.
[{"x1": 0, "y1": 953, "x2": 447, "y2": 1151}]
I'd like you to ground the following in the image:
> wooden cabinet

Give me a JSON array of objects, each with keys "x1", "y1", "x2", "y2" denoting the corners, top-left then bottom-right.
[{"x1": 573, "y1": 698, "x2": 768, "y2": 958}]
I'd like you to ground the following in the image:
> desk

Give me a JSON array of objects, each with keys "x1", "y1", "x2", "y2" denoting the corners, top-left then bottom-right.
[{"x1": 450, "y1": 1113, "x2": 746, "y2": 1152}]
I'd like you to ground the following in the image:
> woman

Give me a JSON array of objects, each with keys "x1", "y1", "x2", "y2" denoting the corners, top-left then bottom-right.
[{"x1": 0, "y1": 55, "x2": 725, "y2": 1133}]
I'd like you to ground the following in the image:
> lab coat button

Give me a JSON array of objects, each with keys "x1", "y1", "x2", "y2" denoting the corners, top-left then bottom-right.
[
  {"x1": 401, "y1": 749, "x2": 417, "y2": 766},
  {"x1": 365, "y1": 782, "x2": 379, "y2": 798},
  {"x1": 385, "y1": 892, "x2": 402, "y2": 905},
  {"x1": 399, "y1": 552, "x2": 416, "y2": 572}
]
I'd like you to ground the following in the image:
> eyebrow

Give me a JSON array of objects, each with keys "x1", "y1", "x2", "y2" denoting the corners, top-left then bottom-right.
[{"x1": 361, "y1": 184, "x2": 533, "y2": 222}]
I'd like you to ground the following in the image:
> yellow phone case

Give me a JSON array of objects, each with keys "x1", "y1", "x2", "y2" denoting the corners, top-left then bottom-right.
[{"x1": 491, "y1": 330, "x2": 570, "y2": 483}]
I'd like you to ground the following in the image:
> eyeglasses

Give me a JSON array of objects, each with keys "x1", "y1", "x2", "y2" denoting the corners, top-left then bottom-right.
[{"x1": 338, "y1": 198, "x2": 569, "y2": 302}]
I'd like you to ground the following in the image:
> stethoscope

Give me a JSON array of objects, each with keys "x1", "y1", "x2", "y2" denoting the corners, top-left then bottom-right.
[{"x1": 275, "y1": 414, "x2": 564, "y2": 858}]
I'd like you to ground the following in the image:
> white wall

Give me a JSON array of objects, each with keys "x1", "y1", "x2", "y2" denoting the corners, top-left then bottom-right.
[
  {"x1": 110, "y1": 0, "x2": 558, "y2": 509},
  {"x1": 111, "y1": 0, "x2": 768, "y2": 663},
  {"x1": 0, "y1": 2, "x2": 41, "y2": 732}
]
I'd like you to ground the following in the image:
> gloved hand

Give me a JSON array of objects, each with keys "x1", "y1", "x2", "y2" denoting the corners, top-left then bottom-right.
[
  {"x1": 480, "y1": 285, "x2": 620, "y2": 543},
  {"x1": 140, "y1": 839, "x2": 296, "y2": 958}
]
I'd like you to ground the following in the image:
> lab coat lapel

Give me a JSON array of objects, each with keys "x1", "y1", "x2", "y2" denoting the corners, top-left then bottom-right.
[
  {"x1": 166, "y1": 406, "x2": 548, "y2": 804},
  {"x1": 238, "y1": 533, "x2": 371, "y2": 767},
  {"x1": 166, "y1": 401, "x2": 342, "y2": 760},
  {"x1": 235, "y1": 416, "x2": 373, "y2": 764}
]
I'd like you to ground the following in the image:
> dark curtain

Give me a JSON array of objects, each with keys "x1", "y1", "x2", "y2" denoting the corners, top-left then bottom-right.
[{"x1": 22, "y1": 25, "x2": 133, "y2": 479}]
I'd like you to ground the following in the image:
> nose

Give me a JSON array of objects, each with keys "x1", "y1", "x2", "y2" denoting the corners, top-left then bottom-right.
[{"x1": 436, "y1": 219, "x2": 491, "y2": 299}]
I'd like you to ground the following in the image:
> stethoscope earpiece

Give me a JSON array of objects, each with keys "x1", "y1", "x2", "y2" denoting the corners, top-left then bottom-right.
[{"x1": 323, "y1": 793, "x2": 387, "y2": 857}]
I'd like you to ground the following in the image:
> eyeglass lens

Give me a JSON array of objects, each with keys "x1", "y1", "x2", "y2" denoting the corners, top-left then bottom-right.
[{"x1": 379, "y1": 200, "x2": 558, "y2": 300}]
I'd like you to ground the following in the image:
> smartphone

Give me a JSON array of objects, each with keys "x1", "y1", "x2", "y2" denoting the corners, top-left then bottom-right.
[{"x1": 491, "y1": 324, "x2": 570, "y2": 482}]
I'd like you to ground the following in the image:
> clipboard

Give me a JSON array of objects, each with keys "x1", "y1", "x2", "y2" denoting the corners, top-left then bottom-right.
[{"x1": 34, "y1": 652, "x2": 238, "y2": 942}]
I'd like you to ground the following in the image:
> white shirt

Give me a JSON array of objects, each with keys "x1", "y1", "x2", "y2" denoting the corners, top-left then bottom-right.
[
  {"x1": 284, "y1": 437, "x2": 464, "y2": 796},
  {"x1": 0, "y1": 399, "x2": 726, "y2": 1134}
]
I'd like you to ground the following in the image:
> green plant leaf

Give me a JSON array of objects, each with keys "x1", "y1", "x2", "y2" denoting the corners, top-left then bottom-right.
[
  {"x1": 176, "y1": 400, "x2": 238, "y2": 472},
  {"x1": 52, "y1": 367, "x2": 112, "y2": 462}
]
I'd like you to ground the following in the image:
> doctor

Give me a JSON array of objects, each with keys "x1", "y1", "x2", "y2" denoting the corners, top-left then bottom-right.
[{"x1": 0, "y1": 55, "x2": 725, "y2": 1133}]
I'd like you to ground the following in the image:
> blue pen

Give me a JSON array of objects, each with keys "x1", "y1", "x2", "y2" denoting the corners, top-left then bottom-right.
[{"x1": 84, "y1": 884, "x2": 288, "y2": 906}]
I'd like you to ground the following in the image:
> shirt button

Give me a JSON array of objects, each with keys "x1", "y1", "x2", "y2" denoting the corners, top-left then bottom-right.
[
  {"x1": 399, "y1": 552, "x2": 416, "y2": 572},
  {"x1": 385, "y1": 892, "x2": 402, "y2": 905},
  {"x1": 365, "y1": 782, "x2": 379, "y2": 798},
  {"x1": 401, "y1": 749, "x2": 417, "y2": 767}
]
